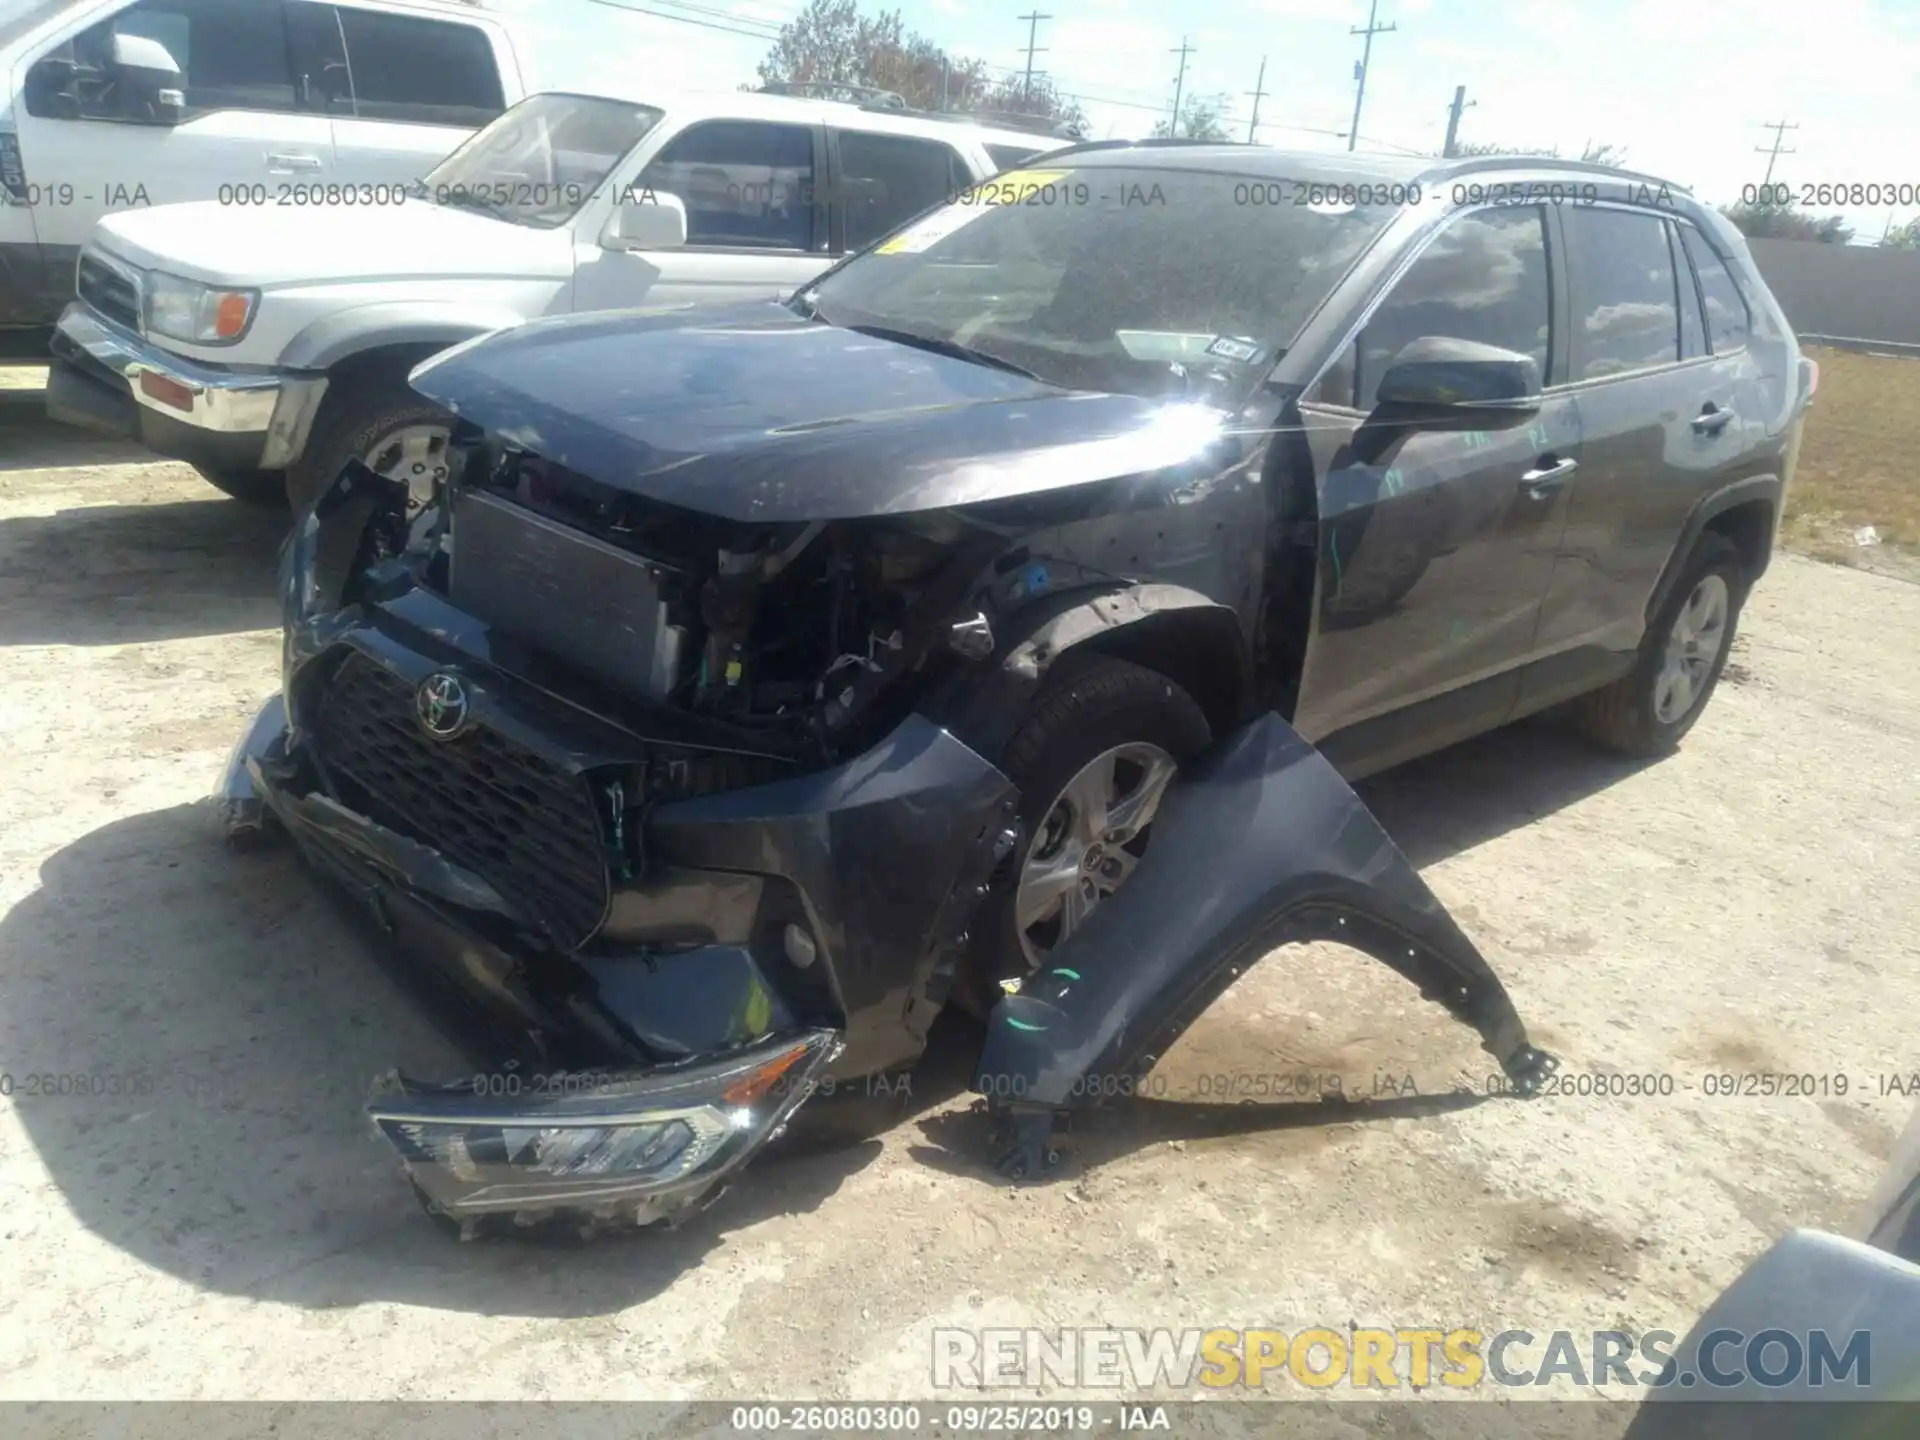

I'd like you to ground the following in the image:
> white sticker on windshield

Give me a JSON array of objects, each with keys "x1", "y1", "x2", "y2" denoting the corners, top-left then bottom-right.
[
  {"x1": 876, "y1": 169, "x2": 1073, "y2": 254},
  {"x1": 1204, "y1": 335, "x2": 1265, "y2": 364}
]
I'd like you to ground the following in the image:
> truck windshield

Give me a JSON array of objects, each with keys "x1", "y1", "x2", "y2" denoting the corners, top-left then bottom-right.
[
  {"x1": 419, "y1": 92, "x2": 666, "y2": 229},
  {"x1": 798, "y1": 164, "x2": 1406, "y2": 401}
]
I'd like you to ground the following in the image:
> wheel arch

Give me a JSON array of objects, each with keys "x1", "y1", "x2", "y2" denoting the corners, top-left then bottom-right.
[
  {"x1": 1646, "y1": 475, "x2": 1781, "y2": 625},
  {"x1": 928, "y1": 583, "x2": 1254, "y2": 762}
]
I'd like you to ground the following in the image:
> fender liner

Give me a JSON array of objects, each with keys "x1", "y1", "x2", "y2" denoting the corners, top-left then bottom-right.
[
  {"x1": 973, "y1": 711, "x2": 1557, "y2": 1175},
  {"x1": 1646, "y1": 474, "x2": 1782, "y2": 623},
  {"x1": 931, "y1": 582, "x2": 1252, "y2": 760},
  {"x1": 278, "y1": 302, "x2": 527, "y2": 373}
]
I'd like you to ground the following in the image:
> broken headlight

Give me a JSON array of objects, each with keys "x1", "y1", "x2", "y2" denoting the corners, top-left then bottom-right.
[{"x1": 369, "y1": 1029, "x2": 840, "y2": 1219}]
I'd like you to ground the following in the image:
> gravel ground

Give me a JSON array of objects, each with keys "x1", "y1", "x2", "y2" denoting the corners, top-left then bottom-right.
[{"x1": 1, "y1": 399, "x2": 1915, "y2": 1409}]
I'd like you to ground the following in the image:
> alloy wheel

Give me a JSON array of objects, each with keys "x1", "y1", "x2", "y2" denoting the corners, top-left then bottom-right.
[
  {"x1": 364, "y1": 423, "x2": 453, "y2": 517},
  {"x1": 1014, "y1": 741, "x2": 1178, "y2": 969},
  {"x1": 1653, "y1": 573, "x2": 1730, "y2": 725}
]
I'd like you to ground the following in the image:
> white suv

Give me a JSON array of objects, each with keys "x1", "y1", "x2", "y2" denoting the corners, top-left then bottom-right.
[
  {"x1": 1, "y1": 0, "x2": 556, "y2": 333},
  {"x1": 43, "y1": 84, "x2": 1061, "y2": 509}
]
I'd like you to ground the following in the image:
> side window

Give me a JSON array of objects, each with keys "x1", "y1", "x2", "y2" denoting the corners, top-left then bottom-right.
[
  {"x1": 640, "y1": 121, "x2": 816, "y2": 250},
  {"x1": 985, "y1": 143, "x2": 1044, "y2": 171},
  {"x1": 1678, "y1": 223, "x2": 1753, "y2": 353},
  {"x1": 1350, "y1": 204, "x2": 1552, "y2": 412},
  {"x1": 36, "y1": 0, "x2": 298, "y2": 120},
  {"x1": 333, "y1": 8, "x2": 504, "y2": 127},
  {"x1": 1564, "y1": 206, "x2": 1680, "y2": 380},
  {"x1": 1671, "y1": 222, "x2": 1707, "y2": 360},
  {"x1": 837, "y1": 131, "x2": 968, "y2": 252},
  {"x1": 286, "y1": 2, "x2": 351, "y2": 116}
]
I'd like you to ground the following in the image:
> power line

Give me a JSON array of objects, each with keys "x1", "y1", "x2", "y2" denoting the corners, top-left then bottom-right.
[
  {"x1": 1756, "y1": 118, "x2": 1799, "y2": 187},
  {"x1": 1245, "y1": 57, "x2": 1268, "y2": 143},
  {"x1": 1017, "y1": 11, "x2": 1051, "y2": 104},
  {"x1": 586, "y1": 0, "x2": 780, "y2": 41},
  {"x1": 1346, "y1": 0, "x2": 1396, "y2": 152},
  {"x1": 1167, "y1": 35, "x2": 1195, "y2": 134}
]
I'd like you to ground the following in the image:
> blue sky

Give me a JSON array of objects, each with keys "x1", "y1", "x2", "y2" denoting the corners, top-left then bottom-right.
[{"x1": 500, "y1": 0, "x2": 1920, "y2": 240}]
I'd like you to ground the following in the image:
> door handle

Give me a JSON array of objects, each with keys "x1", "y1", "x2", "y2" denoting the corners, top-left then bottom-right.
[
  {"x1": 1693, "y1": 404, "x2": 1734, "y2": 435},
  {"x1": 266, "y1": 152, "x2": 323, "y2": 171},
  {"x1": 1520, "y1": 455, "x2": 1578, "y2": 499}
]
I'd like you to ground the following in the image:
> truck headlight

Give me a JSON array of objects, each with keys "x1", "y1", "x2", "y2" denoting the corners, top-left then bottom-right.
[{"x1": 143, "y1": 270, "x2": 258, "y2": 344}]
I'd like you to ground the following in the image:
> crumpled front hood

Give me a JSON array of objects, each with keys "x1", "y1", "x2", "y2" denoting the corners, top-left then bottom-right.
[{"x1": 408, "y1": 301, "x2": 1236, "y2": 522}]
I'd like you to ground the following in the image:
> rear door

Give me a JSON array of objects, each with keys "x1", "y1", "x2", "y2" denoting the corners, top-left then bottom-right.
[
  {"x1": 14, "y1": 0, "x2": 337, "y2": 259},
  {"x1": 324, "y1": 3, "x2": 507, "y2": 188},
  {"x1": 1292, "y1": 202, "x2": 1580, "y2": 775},
  {"x1": 826, "y1": 126, "x2": 972, "y2": 254},
  {"x1": 571, "y1": 116, "x2": 829, "y2": 312},
  {"x1": 1522, "y1": 203, "x2": 1762, "y2": 687}
]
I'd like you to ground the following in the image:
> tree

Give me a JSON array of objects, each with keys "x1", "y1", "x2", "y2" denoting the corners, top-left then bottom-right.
[
  {"x1": 1720, "y1": 201, "x2": 1854, "y2": 244},
  {"x1": 754, "y1": 0, "x2": 1081, "y2": 132},
  {"x1": 1152, "y1": 93, "x2": 1231, "y2": 142},
  {"x1": 1880, "y1": 217, "x2": 1920, "y2": 250}
]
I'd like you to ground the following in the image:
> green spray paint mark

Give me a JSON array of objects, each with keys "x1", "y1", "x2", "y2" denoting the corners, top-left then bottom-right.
[
  {"x1": 1382, "y1": 467, "x2": 1405, "y2": 496},
  {"x1": 1050, "y1": 968, "x2": 1082, "y2": 980},
  {"x1": 1329, "y1": 531, "x2": 1344, "y2": 587},
  {"x1": 1005, "y1": 1017, "x2": 1047, "y2": 1032}
]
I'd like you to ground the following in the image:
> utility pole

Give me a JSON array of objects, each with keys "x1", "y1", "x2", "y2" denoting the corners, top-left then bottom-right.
[
  {"x1": 1017, "y1": 11, "x2": 1050, "y2": 105},
  {"x1": 1346, "y1": 0, "x2": 1396, "y2": 152},
  {"x1": 940, "y1": 55, "x2": 949, "y2": 111},
  {"x1": 1168, "y1": 36, "x2": 1194, "y2": 135},
  {"x1": 1755, "y1": 119, "x2": 1798, "y2": 186},
  {"x1": 1245, "y1": 56, "x2": 1268, "y2": 143},
  {"x1": 1441, "y1": 83, "x2": 1474, "y2": 158}
]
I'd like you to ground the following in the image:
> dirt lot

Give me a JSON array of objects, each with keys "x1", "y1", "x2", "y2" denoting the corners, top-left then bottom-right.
[
  {"x1": 1, "y1": 388, "x2": 1916, "y2": 1411},
  {"x1": 1782, "y1": 344, "x2": 1920, "y2": 578}
]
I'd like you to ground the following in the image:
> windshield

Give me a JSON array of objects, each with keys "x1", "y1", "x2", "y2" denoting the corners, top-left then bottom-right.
[
  {"x1": 798, "y1": 164, "x2": 1405, "y2": 400},
  {"x1": 420, "y1": 93, "x2": 665, "y2": 229}
]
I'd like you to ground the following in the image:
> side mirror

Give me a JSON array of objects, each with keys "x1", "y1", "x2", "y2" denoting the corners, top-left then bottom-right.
[
  {"x1": 109, "y1": 31, "x2": 184, "y2": 120},
  {"x1": 1372, "y1": 336, "x2": 1541, "y2": 424},
  {"x1": 602, "y1": 190, "x2": 689, "y2": 252}
]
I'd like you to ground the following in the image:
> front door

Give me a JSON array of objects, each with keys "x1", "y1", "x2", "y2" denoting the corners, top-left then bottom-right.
[
  {"x1": 1289, "y1": 203, "x2": 1578, "y2": 775},
  {"x1": 572, "y1": 118, "x2": 832, "y2": 314}
]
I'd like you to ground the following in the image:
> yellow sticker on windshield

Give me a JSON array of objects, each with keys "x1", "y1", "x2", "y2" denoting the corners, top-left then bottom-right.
[{"x1": 876, "y1": 169, "x2": 1074, "y2": 254}]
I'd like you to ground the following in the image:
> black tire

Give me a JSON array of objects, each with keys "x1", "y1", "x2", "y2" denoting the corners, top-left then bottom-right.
[
  {"x1": 953, "y1": 655, "x2": 1212, "y2": 1017},
  {"x1": 286, "y1": 371, "x2": 453, "y2": 516},
  {"x1": 192, "y1": 463, "x2": 287, "y2": 508},
  {"x1": 1572, "y1": 532, "x2": 1747, "y2": 757}
]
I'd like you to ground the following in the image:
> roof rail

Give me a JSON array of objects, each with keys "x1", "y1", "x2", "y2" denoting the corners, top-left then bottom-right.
[
  {"x1": 757, "y1": 80, "x2": 907, "y2": 108},
  {"x1": 1422, "y1": 153, "x2": 1692, "y2": 194}
]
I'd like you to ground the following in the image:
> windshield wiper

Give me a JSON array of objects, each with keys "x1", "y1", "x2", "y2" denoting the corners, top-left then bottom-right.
[{"x1": 842, "y1": 323, "x2": 1041, "y2": 381}]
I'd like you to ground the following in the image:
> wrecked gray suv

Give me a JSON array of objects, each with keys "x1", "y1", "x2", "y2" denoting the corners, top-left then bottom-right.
[{"x1": 220, "y1": 142, "x2": 1812, "y2": 1234}]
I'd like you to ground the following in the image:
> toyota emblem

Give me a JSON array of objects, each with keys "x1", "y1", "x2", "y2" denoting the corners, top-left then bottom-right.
[{"x1": 415, "y1": 671, "x2": 471, "y2": 740}]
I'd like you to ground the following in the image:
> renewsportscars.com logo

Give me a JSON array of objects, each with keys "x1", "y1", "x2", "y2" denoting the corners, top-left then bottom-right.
[{"x1": 932, "y1": 1326, "x2": 1873, "y2": 1391}]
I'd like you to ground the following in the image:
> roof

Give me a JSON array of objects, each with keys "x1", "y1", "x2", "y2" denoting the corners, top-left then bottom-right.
[{"x1": 528, "y1": 85, "x2": 1063, "y2": 155}]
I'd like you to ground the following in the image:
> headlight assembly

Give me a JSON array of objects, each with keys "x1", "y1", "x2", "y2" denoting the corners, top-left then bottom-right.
[{"x1": 142, "y1": 269, "x2": 259, "y2": 345}]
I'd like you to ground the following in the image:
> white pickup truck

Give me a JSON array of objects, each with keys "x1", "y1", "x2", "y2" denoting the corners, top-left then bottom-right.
[
  {"x1": 0, "y1": 0, "x2": 576, "y2": 335},
  {"x1": 43, "y1": 83, "x2": 1061, "y2": 510}
]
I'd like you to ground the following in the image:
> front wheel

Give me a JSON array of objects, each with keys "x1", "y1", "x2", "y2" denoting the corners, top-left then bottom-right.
[
  {"x1": 956, "y1": 655, "x2": 1212, "y2": 1015},
  {"x1": 286, "y1": 374, "x2": 454, "y2": 517}
]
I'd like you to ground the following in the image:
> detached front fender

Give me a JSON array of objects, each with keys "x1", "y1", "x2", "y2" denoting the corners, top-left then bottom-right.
[{"x1": 974, "y1": 712, "x2": 1557, "y2": 1168}]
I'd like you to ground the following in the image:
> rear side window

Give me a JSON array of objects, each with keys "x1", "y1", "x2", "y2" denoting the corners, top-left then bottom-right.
[
  {"x1": 1564, "y1": 207, "x2": 1680, "y2": 380},
  {"x1": 986, "y1": 143, "x2": 1044, "y2": 171},
  {"x1": 334, "y1": 7, "x2": 505, "y2": 127},
  {"x1": 1672, "y1": 222, "x2": 1707, "y2": 360},
  {"x1": 1349, "y1": 204, "x2": 1553, "y2": 411},
  {"x1": 836, "y1": 130, "x2": 968, "y2": 252},
  {"x1": 641, "y1": 121, "x2": 816, "y2": 250},
  {"x1": 1678, "y1": 223, "x2": 1752, "y2": 353}
]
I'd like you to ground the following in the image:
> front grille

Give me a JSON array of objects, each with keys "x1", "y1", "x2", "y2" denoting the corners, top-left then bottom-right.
[
  {"x1": 76, "y1": 253, "x2": 140, "y2": 332},
  {"x1": 314, "y1": 653, "x2": 612, "y2": 950}
]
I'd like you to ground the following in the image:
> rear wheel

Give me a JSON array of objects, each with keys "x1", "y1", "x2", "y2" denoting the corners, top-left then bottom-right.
[
  {"x1": 955, "y1": 655, "x2": 1212, "y2": 1015},
  {"x1": 1573, "y1": 532, "x2": 1746, "y2": 756}
]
